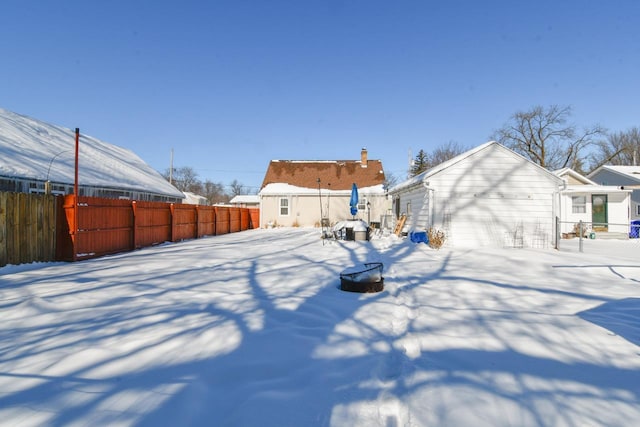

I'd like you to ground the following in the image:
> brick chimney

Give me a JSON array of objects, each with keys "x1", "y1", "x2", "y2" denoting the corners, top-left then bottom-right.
[{"x1": 361, "y1": 147, "x2": 368, "y2": 167}]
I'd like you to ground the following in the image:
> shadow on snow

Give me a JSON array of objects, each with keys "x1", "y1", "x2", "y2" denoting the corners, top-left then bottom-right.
[{"x1": 0, "y1": 229, "x2": 638, "y2": 426}]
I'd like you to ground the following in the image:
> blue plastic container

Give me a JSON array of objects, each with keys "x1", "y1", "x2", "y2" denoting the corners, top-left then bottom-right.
[
  {"x1": 630, "y1": 220, "x2": 640, "y2": 239},
  {"x1": 410, "y1": 231, "x2": 429, "y2": 244}
]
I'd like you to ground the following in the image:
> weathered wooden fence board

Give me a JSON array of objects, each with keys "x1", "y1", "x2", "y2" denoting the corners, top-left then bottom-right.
[{"x1": 0, "y1": 192, "x2": 57, "y2": 267}]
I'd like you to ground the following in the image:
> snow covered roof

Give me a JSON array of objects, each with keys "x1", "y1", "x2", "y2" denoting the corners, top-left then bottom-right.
[
  {"x1": 229, "y1": 195, "x2": 260, "y2": 204},
  {"x1": 182, "y1": 191, "x2": 209, "y2": 205},
  {"x1": 0, "y1": 107, "x2": 183, "y2": 198}
]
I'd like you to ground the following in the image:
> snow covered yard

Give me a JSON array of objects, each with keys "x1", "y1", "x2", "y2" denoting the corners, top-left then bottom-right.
[{"x1": 0, "y1": 228, "x2": 639, "y2": 427}]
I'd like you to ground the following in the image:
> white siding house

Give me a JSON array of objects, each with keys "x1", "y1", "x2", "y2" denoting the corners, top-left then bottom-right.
[
  {"x1": 555, "y1": 168, "x2": 631, "y2": 236},
  {"x1": 258, "y1": 149, "x2": 388, "y2": 228},
  {"x1": 589, "y1": 165, "x2": 640, "y2": 221},
  {"x1": 389, "y1": 142, "x2": 564, "y2": 248}
]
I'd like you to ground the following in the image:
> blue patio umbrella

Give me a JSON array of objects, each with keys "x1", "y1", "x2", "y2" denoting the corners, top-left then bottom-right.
[{"x1": 349, "y1": 183, "x2": 359, "y2": 217}]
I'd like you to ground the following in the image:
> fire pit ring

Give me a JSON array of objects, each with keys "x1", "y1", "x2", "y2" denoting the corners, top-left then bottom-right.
[{"x1": 340, "y1": 262, "x2": 384, "y2": 293}]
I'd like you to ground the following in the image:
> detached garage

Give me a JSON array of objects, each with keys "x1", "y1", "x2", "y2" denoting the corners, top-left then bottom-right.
[{"x1": 389, "y1": 142, "x2": 564, "y2": 248}]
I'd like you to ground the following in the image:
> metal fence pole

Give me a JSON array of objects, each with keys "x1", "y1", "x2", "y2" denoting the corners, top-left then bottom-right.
[{"x1": 579, "y1": 220, "x2": 584, "y2": 253}]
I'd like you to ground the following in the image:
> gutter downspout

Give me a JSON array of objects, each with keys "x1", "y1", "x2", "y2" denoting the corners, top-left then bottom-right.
[{"x1": 555, "y1": 179, "x2": 568, "y2": 249}]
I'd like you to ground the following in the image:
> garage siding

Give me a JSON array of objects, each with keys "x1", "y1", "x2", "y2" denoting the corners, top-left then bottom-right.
[
  {"x1": 400, "y1": 186, "x2": 431, "y2": 232},
  {"x1": 394, "y1": 143, "x2": 561, "y2": 248}
]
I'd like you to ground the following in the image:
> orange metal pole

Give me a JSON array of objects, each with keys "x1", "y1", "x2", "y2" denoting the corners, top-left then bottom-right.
[{"x1": 73, "y1": 128, "x2": 79, "y2": 261}]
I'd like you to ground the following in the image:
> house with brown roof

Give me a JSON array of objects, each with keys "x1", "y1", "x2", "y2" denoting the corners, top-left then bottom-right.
[{"x1": 258, "y1": 148, "x2": 388, "y2": 228}]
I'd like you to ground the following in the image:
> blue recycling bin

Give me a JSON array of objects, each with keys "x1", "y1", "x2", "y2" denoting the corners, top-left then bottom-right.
[
  {"x1": 410, "y1": 231, "x2": 429, "y2": 244},
  {"x1": 630, "y1": 220, "x2": 640, "y2": 238}
]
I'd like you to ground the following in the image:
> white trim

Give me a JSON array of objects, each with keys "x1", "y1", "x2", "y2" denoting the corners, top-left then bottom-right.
[
  {"x1": 571, "y1": 195, "x2": 586, "y2": 213},
  {"x1": 279, "y1": 197, "x2": 290, "y2": 216}
]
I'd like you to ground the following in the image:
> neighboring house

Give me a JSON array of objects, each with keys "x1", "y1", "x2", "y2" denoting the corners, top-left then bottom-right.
[
  {"x1": 259, "y1": 148, "x2": 387, "y2": 228},
  {"x1": 0, "y1": 107, "x2": 184, "y2": 203},
  {"x1": 555, "y1": 168, "x2": 631, "y2": 235},
  {"x1": 389, "y1": 141, "x2": 564, "y2": 248},
  {"x1": 182, "y1": 191, "x2": 209, "y2": 205},
  {"x1": 589, "y1": 165, "x2": 640, "y2": 221},
  {"x1": 229, "y1": 194, "x2": 260, "y2": 208}
]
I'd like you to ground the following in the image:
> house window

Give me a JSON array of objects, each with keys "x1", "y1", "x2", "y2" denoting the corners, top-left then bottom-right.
[
  {"x1": 637, "y1": 204, "x2": 640, "y2": 216},
  {"x1": 358, "y1": 197, "x2": 367, "y2": 212},
  {"x1": 571, "y1": 196, "x2": 586, "y2": 214},
  {"x1": 279, "y1": 198, "x2": 289, "y2": 216}
]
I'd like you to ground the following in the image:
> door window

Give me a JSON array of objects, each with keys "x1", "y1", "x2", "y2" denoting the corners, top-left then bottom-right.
[{"x1": 591, "y1": 194, "x2": 608, "y2": 230}]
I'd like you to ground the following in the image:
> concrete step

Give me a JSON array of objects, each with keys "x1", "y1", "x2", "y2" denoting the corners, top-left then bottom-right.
[{"x1": 594, "y1": 232, "x2": 629, "y2": 240}]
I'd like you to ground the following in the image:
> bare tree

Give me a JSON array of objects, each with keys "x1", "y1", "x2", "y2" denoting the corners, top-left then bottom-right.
[
  {"x1": 383, "y1": 171, "x2": 400, "y2": 190},
  {"x1": 492, "y1": 105, "x2": 604, "y2": 171},
  {"x1": 429, "y1": 141, "x2": 467, "y2": 167},
  {"x1": 410, "y1": 141, "x2": 468, "y2": 177},
  {"x1": 164, "y1": 166, "x2": 201, "y2": 192},
  {"x1": 589, "y1": 127, "x2": 640, "y2": 170},
  {"x1": 229, "y1": 180, "x2": 245, "y2": 197},
  {"x1": 202, "y1": 180, "x2": 226, "y2": 204}
]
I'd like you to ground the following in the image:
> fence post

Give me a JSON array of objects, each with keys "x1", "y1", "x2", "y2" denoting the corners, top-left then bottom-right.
[
  {"x1": 132, "y1": 200, "x2": 137, "y2": 249},
  {"x1": 579, "y1": 220, "x2": 583, "y2": 253},
  {"x1": 170, "y1": 203, "x2": 176, "y2": 242}
]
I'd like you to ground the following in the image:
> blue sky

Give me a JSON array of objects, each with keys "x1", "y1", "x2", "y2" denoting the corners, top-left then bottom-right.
[{"x1": 2, "y1": 1, "x2": 638, "y2": 193}]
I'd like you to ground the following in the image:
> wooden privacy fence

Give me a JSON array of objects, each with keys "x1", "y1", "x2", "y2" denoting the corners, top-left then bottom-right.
[
  {"x1": 0, "y1": 191, "x2": 260, "y2": 267},
  {"x1": 0, "y1": 192, "x2": 58, "y2": 267},
  {"x1": 61, "y1": 195, "x2": 260, "y2": 261}
]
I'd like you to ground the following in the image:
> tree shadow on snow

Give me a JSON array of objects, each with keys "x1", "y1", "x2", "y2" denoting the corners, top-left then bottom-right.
[
  {"x1": 578, "y1": 297, "x2": 640, "y2": 347},
  {"x1": 0, "y1": 229, "x2": 639, "y2": 426}
]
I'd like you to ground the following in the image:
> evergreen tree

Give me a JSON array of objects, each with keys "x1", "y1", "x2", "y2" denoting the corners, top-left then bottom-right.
[{"x1": 410, "y1": 149, "x2": 430, "y2": 177}]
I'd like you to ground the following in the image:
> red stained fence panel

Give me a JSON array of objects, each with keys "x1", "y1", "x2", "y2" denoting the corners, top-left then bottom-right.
[
  {"x1": 248, "y1": 208, "x2": 260, "y2": 229},
  {"x1": 229, "y1": 207, "x2": 241, "y2": 233},
  {"x1": 132, "y1": 201, "x2": 172, "y2": 248},
  {"x1": 171, "y1": 203, "x2": 197, "y2": 242},
  {"x1": 64, "y1": 196, "x2": 134, "y2": 260},
  {"x1": 197, "y1": 206, "x2": 216, "y2": 237},
  {"x1": 58, "y1": 196, "x2": 259, "y2": 262},
  {"x1": 215, "y1": 206, "x2": 230, "y2": 235}
]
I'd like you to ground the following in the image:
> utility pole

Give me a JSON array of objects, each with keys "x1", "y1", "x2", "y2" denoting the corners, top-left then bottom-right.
[{"x1": 169, "y1": 148, "x2": 174, "y2": 184}]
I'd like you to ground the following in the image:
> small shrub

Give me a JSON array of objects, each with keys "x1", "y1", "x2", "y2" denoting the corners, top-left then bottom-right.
[{"x1": 427, "y1": 227, "x2": 446, "y2": 249}]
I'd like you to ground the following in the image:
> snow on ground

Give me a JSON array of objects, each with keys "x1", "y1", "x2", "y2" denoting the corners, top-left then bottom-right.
[{"x1": 0, "y1": 229, "x2": 639, "y2": 427}]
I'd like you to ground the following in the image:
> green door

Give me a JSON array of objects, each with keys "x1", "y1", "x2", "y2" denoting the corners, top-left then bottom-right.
[{"x1": 591, "y1": 194, "x2": 608, "y2": 231}]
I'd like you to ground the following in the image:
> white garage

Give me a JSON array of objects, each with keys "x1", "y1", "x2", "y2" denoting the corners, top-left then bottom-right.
[{"x1": 390, "y1": 142, "x2": 564, "y2": 248}]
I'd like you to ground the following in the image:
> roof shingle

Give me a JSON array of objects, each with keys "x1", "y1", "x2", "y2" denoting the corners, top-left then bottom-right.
[{"x1": 261, "y1": 158, "x2": 385, "y2": 191}]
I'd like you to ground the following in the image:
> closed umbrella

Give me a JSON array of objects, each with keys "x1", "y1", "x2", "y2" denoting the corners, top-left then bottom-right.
[{"x1": 349, "y1": 183, "x2": 359, "y2": 218}]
